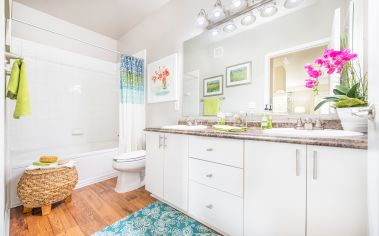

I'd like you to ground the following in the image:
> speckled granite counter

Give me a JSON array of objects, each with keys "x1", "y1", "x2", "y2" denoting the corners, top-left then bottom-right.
[{"x1": 144, "y1": 127, "x2": 367, "y2": 150}]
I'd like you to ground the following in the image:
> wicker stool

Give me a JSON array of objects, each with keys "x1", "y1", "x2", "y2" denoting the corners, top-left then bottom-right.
[{"x1": 17, "y1": 167, "x2": 78, "y2": 215}]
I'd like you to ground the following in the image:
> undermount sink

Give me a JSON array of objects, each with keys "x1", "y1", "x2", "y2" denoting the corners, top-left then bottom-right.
[
  {"x1": 161, "y1": 125, "x2": 208, "y2": 131},
  {"x1": 263, "y1": 128, "x2": 364, "y2": 137}
]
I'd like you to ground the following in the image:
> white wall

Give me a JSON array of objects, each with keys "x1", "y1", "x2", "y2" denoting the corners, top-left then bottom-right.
[
  {"x1": 117, "y1": 0, "x2": 205, "y2": 126},
  {"x1": 12, "y1": 2, "x2": 118, "y2": 62}
]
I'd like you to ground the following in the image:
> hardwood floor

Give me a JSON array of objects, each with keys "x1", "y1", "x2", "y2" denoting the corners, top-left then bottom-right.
[{"x1": 10, "y1": 178, "x2": 156, "y2": 236}]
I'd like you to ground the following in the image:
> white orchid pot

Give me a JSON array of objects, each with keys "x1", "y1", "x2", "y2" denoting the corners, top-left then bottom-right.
[{"x1": 336, "y1": 107, "x2": 368, "y2": 133}]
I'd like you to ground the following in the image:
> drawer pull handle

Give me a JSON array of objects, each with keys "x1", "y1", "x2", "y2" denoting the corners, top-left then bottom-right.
[
  {"x1": 295, "y1": 149, "x2": 300, "y2": 177},
  {"x1": 206, "y1": 204, "x2": 213, "y2": 209},
  {"x1": 205, "y1": 174, "x2": 213, "y2": 178},
  {"x1": 206, "y1": 148, "x2": 213, "y2": 151},
  {"x1": 313, "y1": 151, "x2": 318, "y2": 180}
]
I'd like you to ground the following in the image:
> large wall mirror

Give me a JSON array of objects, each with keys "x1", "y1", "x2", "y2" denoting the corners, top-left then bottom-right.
[{"x1": 182, "y1": 0, "x2": 365, "y2": 117}]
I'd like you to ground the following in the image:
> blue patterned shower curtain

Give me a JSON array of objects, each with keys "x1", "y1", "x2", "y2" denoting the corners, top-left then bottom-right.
[{"x1": 119, "y1": 55, "x2": 145, "y2": 153}]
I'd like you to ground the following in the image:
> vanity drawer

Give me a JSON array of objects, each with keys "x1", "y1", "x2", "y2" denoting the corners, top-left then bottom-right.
[
  {"x1": 189, "y1": 181, "x2": 243, "y2": 236},
  {"x1": 188, "y1": 136, "x2": 244, "y2": 168},
  {"x1": 189, "y1": 158, "x2": 243, "y2": 197}
]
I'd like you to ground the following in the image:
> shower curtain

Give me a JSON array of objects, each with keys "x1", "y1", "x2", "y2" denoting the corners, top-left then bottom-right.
[{"x1": 119, "y1": 55, "x2": 145, "y2": 153}]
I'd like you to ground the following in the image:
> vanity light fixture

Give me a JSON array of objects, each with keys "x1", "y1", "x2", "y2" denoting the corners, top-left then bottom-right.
[
  {"x1": 241, "y1": 12, "x2": 256, "y2": 25},
  {"x1": 223, "y1": 21, "x2": 237, "y2": 33},
  {"x1": 196, "y1": 0, "x2": 306, "y2": 34},
  {"x1": 230, "y1": 0, "x2": 247, "y2": 11},
  {"x1": 284, "y1": 0, "x2": 304, "y2": 8},
  {"x1": 260, "y1": 2, "x2": 278, "y2": 17},
  {"x1": 212, "y1": 0, "x2": 225, "y2": 19},
  {"x1": 196, "y1": 9, "x2": 208, "y2": 26}
]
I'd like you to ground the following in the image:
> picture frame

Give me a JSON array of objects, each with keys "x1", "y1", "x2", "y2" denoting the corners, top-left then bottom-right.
[
  {"x1": 203, "y1": 75, "x2": 223, "y2": 97},
  {"x1": 226, "y1": 61, "x2": 252, "y2": 87},
  {"x1": 147, "y1": 53, "x2": 178, "y2": 103}
]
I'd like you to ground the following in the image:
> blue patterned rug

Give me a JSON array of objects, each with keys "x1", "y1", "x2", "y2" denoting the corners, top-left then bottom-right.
[{"x1": 92, "y1": 201, "x2": 221, "y2": 236}]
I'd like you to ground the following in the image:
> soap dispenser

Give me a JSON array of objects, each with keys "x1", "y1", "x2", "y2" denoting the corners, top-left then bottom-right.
[
  {"x1": 261, "y1": 105, "x2": 269, "y2": 129},
  {"x1": 268, "y1": 104, "x2": 273, "y2": 129}
]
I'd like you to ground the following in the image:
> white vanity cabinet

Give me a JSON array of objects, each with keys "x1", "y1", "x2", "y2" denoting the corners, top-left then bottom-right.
[
  {"x1": 306, "y1": 146, "x2": 368, "y2": 236},
  {"x1": 245, "y1": 141, "x2": 367, "y2": 236},
  {"x1": 145, "y1": 132, "x2": 189, "y2": 211},
  {"x1": 188, "y1": 136, "x2": 244, "y2": 236},
  {"x1": 245, "y1": 141, "x2": 307, "y2": 236}
]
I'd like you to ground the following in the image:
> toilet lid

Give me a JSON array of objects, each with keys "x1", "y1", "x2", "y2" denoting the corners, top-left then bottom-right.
[{"x1": 114, "y1": 150, "x2": 146, "y2": 162}]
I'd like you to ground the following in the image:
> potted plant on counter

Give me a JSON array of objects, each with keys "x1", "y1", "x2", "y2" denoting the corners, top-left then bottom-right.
[{"x1": 304, "y1": 48, "x2": 368, "y2": 132}]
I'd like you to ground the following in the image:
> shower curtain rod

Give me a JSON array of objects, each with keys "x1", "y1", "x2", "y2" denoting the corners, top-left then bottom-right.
[{"x1": 12, "y1": 18, "x2": 122, "y2": 55}]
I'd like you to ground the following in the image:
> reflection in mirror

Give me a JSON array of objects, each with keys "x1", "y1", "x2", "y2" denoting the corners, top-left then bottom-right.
[
  {"x1": 270, "y1": 45, "x2": 329, "y2": 115},
  {"x1": 183, "y1": 0, "x2": 357, "y2": 117}
]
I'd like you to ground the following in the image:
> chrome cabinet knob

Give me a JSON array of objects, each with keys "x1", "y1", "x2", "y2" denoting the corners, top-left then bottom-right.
[
  {"x1": 206, "y1": 204, "x2": 213, "y2": 209},
  {"x1": 205, "y1": 174, "x2": 213, "y2": 178},
  {"x1": 206, "y1": 148, "x2": 213, "y2": 152}
]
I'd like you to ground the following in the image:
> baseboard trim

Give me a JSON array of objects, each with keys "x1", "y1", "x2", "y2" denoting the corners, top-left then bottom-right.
[{"x1": 11, "y1": 171, "x2": 118, "y2": 208}]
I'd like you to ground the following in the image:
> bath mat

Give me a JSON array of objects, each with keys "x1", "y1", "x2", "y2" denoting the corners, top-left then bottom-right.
[{"x1": 92, "y1": 201, "x2": 221, "y2": 236}]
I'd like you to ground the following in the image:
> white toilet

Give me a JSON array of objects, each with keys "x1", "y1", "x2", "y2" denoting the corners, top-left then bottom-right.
[{"x1": 112, "y1": 150, "x2": 146, "y2": 193}]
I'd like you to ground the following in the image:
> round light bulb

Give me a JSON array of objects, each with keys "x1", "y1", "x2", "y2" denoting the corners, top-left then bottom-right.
[
  {"x1": 241, "y1": 13, "x2": 256, "y2": 25},
  {"x1": 223, "y1": 21, "x2": 237, "y2": 33},
  {"x1": 284, "y1": 0, "x2": 304, "y2": 8},
  {"x1": 196, "y1": 9, "x2": 208, "y2": 27},
  {"x1": 233, "y1": 0, "x2": 242, "y2": 8},
  {"x1": 260, "y1": 4, "x2": 278, "y2": 17},
  {"x1": 213, "y1": 6, "x2": 224, "y2": 18},
  {"x1": 197, "y1": 16, "x2": 207, "y2": 26}
]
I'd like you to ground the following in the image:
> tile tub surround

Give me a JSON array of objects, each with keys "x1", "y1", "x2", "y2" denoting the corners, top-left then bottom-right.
[{"x1": 144, "y1": 127, "x2": 367, "y2": 150}]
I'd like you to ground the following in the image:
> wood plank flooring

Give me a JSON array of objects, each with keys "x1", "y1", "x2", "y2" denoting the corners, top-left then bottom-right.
[{"x1": 10, "y1": 178, "x2": 156, "y2": 236}]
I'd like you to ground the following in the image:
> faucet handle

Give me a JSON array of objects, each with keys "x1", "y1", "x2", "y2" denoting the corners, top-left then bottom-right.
[
  {"x1": 295, "y1": 118, "x2": 303, "y2": 129},
  {"x1": 304, "y1": 117, "x2": 312, "y2": 123},
  {"x1": 314, "y1": 119, "x2": 323, "y2": 130}
]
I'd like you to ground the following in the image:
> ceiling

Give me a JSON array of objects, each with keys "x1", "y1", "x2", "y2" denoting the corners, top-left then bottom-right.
[{"x1": 14, "y1": 0, "x2": 171, "y2": 39}]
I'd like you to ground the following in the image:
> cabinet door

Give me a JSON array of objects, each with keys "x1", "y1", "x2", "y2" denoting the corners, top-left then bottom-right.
[
  {"x1": 245, "y1": 141, "x2": 306, "y2": 236},
  {"x1": 307, "y1": 146, "x2": 368, "y2": 236},
  {"x1": 145, "y1": 132, "x2": 165, "y2": 199},
  {"x1": 164, "y1": 134, "x2": 189, "y2": 211}
]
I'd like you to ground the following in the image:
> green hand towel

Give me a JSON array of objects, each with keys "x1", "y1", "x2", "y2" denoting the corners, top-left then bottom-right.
[
  {"x1": 203, "y1": 98, "x2": 220, "y2": 116},
  {"x1": 7, "y1": 60, "x2": 31, "y2": 119}
]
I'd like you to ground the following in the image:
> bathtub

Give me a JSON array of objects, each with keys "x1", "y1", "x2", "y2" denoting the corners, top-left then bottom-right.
[{"x1": 10, "y1": 142, "x2": 119, "y2": 207}]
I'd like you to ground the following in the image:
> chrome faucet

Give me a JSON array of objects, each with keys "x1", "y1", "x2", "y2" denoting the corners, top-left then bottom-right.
[
  {"x1": 304, "y1": 118, "x2": 313, "y2": 130},
  {"x1": 295, "y1": 117, "x2": 323, "y2": 130}
]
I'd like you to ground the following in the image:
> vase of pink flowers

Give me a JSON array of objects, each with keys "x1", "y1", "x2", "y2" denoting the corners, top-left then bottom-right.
[{"x1": 304, "y1": 48, "x2": 368, "y2": 132}]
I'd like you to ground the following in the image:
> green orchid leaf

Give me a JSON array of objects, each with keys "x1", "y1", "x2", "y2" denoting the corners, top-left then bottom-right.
[
  {"x1": 314, "y1": 98, "x2": 339, "y2": 111},
  {"x1": 347, "y1": 83, "x2": 360, "y2": 98},
  {"x1": 335, "y1": 85, "x2": 349, "y2": 94},
  {"x1": 324, "y1": 95, "x2": 348, "y2": 100},
  {"x1": 333, "y1": 89, "x2": 346, "y2": 95}
]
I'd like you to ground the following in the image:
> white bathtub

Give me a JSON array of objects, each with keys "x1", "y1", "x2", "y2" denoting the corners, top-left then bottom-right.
[{"x1": 10, "y1": 143, "x2": 119, "y2": 207}]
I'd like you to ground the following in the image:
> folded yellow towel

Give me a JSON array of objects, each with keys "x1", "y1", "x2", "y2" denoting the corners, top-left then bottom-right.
[
  {"x1": 203, "y1": 98, "x2": 220, "y2": 116},
  {"x1": 7, "y1": 59, "x2": 31, "y2": 119}
]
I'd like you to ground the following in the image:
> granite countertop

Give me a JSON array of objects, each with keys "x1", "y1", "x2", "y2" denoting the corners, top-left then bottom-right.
[{"x1": 144, "y1": 127, "x2": 368, "y2": 150}]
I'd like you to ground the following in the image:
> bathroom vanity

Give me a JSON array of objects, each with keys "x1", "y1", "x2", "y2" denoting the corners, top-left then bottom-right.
[{"x1": 144, "y1": 128, "x2": 367, "y2": 236}]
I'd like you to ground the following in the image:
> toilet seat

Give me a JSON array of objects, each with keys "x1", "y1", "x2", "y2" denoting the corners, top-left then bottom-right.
[{"x1": 114, "y1": 150, "x2": 146, "y2": 162}]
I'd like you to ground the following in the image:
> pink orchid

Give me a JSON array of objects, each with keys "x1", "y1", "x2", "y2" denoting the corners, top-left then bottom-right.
[
  {"x1": 305, "y1": 79, "x2": 317, "y2": 89},
  {"x1": 304, "y1": 48, "x2": 359, "y2": 93}
]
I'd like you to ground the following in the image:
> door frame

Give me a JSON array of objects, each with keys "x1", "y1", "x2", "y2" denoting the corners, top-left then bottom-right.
[
  {"x1": 367, "y1": 0, "x2": 379, "y2": 235},
  {"x1": 264, "y1": 38, "x2": 330, "y2": 107}
]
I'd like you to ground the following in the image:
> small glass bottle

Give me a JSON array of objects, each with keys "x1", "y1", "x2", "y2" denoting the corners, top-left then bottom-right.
[{"x1": 261, "y1": 105, "x2": 269, "y2": 129}]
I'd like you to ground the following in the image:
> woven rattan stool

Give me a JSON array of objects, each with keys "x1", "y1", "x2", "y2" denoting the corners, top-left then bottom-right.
[{"x1": 17, "y1": 167, "x2": 78, "y2": 215}]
